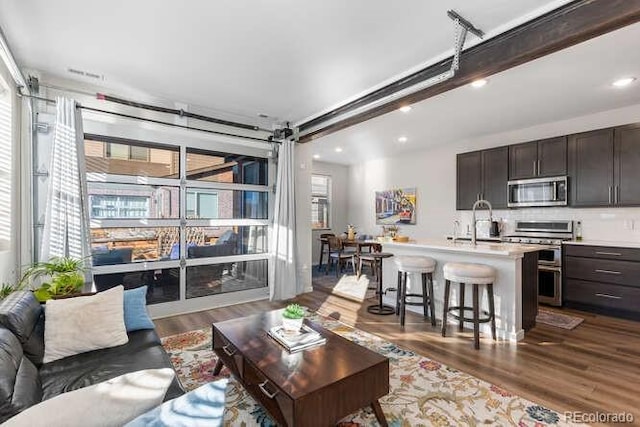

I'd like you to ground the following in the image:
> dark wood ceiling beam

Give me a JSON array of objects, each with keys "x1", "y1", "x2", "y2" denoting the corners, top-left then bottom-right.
[{"x1": 298, "y1": 0, "x2": 640, "y2": 143}]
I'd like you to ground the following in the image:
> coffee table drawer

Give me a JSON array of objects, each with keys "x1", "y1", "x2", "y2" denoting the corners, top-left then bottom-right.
[
  {"x1": 243, "y1": 360, "x2": 294, "y2": 426},
  {"x1": 212, "y1": 326, "x2": 243, "y2": 378}
]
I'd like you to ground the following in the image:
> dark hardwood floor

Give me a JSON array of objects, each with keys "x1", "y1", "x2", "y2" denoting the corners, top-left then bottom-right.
[{"x1": 154, "y1": 288, "x2": 640, "y2": 422}]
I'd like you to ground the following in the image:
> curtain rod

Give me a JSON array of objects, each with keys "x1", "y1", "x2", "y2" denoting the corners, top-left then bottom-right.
[{"x1": 18, "y1": 92, "x2": 275, "y2": 143}]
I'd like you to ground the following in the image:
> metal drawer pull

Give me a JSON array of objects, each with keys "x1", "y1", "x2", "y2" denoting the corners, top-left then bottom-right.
[
  {"x1": 595, "y1": 251, "x2": 622, "y2": 256},
  {"x1": 595, "y1": 293, "x2": 622, "y2": 299},
  {"x1": 594, "y1": 269, "x2": 622, "y2": 275},
  {"x1": 222, "y1": 344, "x2": 236, "y2": 356},
  {"x1": 258, "y1": 380, "x2": 279, "y2": 399}
]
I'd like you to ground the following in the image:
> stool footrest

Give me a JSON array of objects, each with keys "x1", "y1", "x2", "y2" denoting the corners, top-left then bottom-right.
[
  {"x1": 404, "y1": 300, "x2": 430, "y2": 307},
  {"x1": 446, "y1": 306, "x2": 492, "y2": 324}
]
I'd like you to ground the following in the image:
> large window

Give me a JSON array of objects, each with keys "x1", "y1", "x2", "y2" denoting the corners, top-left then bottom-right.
[
  {"x1": 0, "y1": 79, "x2": 11, "y2": 254},
  {"x1": 85, "y1": 134, "x2": 270, "y2": 307},
  {"x1": 311, "y1": 175, "x2": 330, "y2": 229}
]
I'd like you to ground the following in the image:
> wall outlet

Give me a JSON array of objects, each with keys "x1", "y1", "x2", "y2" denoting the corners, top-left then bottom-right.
[{"x1": 624, "y1": 219, "x2": 635, "y2": 230}]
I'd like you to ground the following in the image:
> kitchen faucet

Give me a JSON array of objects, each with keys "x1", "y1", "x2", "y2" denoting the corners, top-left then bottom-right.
[{"x1": 471, "y1": 199, "x2": 493, "y2": 246}]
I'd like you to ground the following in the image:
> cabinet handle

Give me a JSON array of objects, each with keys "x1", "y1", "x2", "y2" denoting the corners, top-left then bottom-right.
[
  {"x1": 595, "y1": 269, "x2": 621, "y2": 275},
  {"x1": 595, "y1": 293, "x2": 622, "y2": 300},
  {"x1": 595, "y1": 251, "x2": 622, "y2": 256},
  {"x1": 537, "y1": 160, "x2": 540, "y2": 176},
  {"x1": 258, "y1": 380, "x2": 279, "y2": 399},
  {"x1": 608, "y1": 186, "x2": 612, "y2": 204},
  {"x1": 615, "y1": 185, "x2": 619, "y2": 204},
  {"x1": 222, "y1": 344, "x2": 236, "y2": 356},
  {"x1": 532, "y1": 160, "x2": 536, "y2": 176}
]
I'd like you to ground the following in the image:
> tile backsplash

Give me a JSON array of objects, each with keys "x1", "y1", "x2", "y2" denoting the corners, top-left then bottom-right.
[{"x1": 458, "y1": 207, "x2": 640, "y2": 243}]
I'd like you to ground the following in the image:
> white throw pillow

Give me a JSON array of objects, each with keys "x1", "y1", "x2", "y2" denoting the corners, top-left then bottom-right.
[
  {"x1": 3, "y1": 368, "x2": 175, "y2": 427},
  {"x1": 43, "y1": 285, "x2": 128, "y2": 363}
]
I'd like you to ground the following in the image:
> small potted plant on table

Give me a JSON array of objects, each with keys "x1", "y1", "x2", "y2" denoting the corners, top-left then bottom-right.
[{"x1": 282, "y1": 304, "x2": 306, "y2": 332}]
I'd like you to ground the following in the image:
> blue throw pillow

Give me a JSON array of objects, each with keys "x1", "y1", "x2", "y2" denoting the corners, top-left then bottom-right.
[
  {"x1": 123, "y1": 286, "x2": 155, "y2": 332},
  {"x1": 125, "y1": 378, "x2": 228, "y2": 427}
]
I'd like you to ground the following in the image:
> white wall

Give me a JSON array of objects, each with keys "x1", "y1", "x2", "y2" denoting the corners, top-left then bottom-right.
[
  {"x1": 310, "y1": 161, "x2": 349, "y2": 266},
  {"x1": 348, "y1": 102, "x2": 640, "y2": 243}
]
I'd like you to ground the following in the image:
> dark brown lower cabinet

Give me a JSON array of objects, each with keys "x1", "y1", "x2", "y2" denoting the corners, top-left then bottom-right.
[{"x1": 563, "y1": 244, "x2": 640, "y2": 320}]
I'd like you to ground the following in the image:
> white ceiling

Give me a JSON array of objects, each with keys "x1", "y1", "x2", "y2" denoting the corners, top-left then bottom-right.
[
  {"x1": 0, "y1": 0, "x2": 569, "y2": 125},
  {"x1": 311, "y1": 22, "x2": 640, "y2": 164}
]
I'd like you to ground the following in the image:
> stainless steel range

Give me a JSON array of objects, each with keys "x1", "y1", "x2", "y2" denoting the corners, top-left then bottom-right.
[{"x1": 502, "y1": 220, "x2": 574, "y2": 306}]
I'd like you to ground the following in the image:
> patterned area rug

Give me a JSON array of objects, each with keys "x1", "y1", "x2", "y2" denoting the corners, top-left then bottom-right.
[
  {"x1": 162, "y1": 312, "x2": 573, "y2": 426},
  {"x1": 536, "y1": 308, "x2": 584, "y2": 330}
]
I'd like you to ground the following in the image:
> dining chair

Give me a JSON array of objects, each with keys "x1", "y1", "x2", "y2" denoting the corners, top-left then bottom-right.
[
  {"x1": 325, "y1": 236, "x2": 356, "y2": 277},
  {"x1": 318, "y1": 233, "x2": 335, "y2": 270}
]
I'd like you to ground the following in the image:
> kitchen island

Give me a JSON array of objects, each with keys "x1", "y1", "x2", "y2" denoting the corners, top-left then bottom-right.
[{"x1": 381, "y1": 239, "x2": 542, "y2": 341}]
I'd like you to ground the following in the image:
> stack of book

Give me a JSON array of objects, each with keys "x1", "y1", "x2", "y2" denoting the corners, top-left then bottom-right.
[{"x1": 268, "y1": 324, "x2": 327, "y2": 353}]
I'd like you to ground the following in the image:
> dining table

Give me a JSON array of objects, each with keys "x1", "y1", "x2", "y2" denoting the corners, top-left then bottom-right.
[{"x1": 317, "y1": 236, "x2": 380, "y2": 269}]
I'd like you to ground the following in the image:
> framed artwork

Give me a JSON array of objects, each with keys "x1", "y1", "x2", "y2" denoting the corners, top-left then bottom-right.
[{"x1": 375, "y1": 187, "x2": 416, "y2": 225}]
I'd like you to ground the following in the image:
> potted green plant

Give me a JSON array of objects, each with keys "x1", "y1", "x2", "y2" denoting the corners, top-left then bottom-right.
[
  {"x1": 19, "y1": 257, "x2": 86, "y2": 302},
  {"x1": 282, "y1": 304, "x2": 305, "y2": 332},
  {"x1": 0, "y1": 282, "x2": 19, "y2": 300}
]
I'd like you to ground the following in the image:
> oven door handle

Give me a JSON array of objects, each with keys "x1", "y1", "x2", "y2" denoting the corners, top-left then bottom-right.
[{"x1": 538, "y1": 265, "x2": 561, "y2": 273}]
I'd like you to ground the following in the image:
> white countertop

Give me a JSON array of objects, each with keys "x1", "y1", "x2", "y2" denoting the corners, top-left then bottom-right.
[
  {"x1": 382, "y1": 239, "x2": 546, "y2": 257},
  {"x1": 563, "y1": 239, "x2": 640, "y2": 249}
]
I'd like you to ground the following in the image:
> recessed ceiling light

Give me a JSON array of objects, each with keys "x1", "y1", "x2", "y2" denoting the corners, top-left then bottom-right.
[
  {"x1": 397, "y1": 136, "x2": 408, "y2": 143},
  {"x1": 313, "y1": 154, "x2": 320, "y2": 159},
  {"x1": 335, "y1": 147, "x2": 343, "y2": 153},
  {"x1": 399, "y1": 105, "x2": 412, "y2": 113},
  {"x1": 612, "y1": 77, "x2": 636, "y2": 88},
  {"x1": 470, "y1": 79, "x2": 488, "y2": 88}
]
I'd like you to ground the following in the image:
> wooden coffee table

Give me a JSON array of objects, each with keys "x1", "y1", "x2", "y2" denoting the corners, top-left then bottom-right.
[{"x1": 212, "y1": 310, "x2": 389, "y2": 426}]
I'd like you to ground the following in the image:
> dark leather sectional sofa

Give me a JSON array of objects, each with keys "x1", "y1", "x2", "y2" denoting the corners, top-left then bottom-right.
[{"x1": 0, "y1": 291, "x2": 184, "y2": 423}]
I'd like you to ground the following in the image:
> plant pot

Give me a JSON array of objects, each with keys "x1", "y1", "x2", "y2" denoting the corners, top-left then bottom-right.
[{"x1": 282, "y1": 316, "x2": 304, "y2": 333}]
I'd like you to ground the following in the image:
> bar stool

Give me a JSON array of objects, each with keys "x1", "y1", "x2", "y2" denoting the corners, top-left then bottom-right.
[
  {"x1": 357, "y1": 243, "x2": 382, "y2": 280},
  {"x1": 441, "y1": 262, "x2": 497, "y2": 350},
  {"x1": 393, "y1": 256, "x2": 437, "y2": 327},
  {"x1": 362, "y1": 252, "x2": 395, "y2": 315}
]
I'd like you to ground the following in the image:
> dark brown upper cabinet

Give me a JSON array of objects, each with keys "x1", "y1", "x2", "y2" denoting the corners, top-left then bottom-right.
[
  {"x1": 568, "y1": 128, "x2": 614, "y2": 207},
  {"x1": 614, "y1": 124, "x2": 640, "y2": 206},
  {"x1": 456, "y1": 147, "x2": 508, "y2": 210},
  {"x1": 508, "y1": 137, "x2": 567, "y2": 180},
  {"x1": 569, "y1": 125, "x2": 640, "y2": 207},
  {"x1": 456, "y1": 151, "x2": 482, "y2": 211}
]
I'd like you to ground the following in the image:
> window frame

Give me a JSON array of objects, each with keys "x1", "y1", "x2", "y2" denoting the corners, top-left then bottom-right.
[
  {"x1": 311, "y1": 174, "x2": 331, "y2": 230},
  {"x1": 84, "y1": 133, "x2": 272, "y2": 308},
  {"x1": 105, "y1": 141, "x2": 151, "y2": 162}
]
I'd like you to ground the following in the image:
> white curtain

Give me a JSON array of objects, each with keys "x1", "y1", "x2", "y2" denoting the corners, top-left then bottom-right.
[
  {"x1": 40, "y1": 97, "x2": 91, "y2": 269},
  {"x1": 269, "y1": 139, "x2": 299, "y2": 300}
]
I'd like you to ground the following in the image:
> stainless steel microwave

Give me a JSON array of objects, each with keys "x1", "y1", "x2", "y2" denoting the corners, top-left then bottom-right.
[{"x1": 507, "y1": 176, "x2": 568, "y2": 208}]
